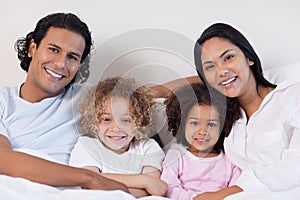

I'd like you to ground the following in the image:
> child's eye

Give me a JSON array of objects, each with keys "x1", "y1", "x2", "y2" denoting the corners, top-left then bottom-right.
[
  {"x1": 208, "y1": 122, "x2": 217, "y2": 127},
  {"x1": 102, "y1": 117, "x2": 111, "y2": 123},
  {"x1": 190, "y1": 121, "x2": 198, "y2": 126},
  {"x1": 121, "y1": 118, "x2": 132, "y2": 123}
]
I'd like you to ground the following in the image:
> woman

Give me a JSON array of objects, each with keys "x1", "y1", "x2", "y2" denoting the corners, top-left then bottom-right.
[{"x1": 193, "y1": 22, "x2": 300, "y2": 199}]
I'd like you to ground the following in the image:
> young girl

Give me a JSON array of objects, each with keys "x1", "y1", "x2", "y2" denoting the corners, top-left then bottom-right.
[
  {"x1": 69, "y1": 77, "x2": 167, "y2": 198},
  {"x1": 161, "y1": 83, "x2": 241, "y2": 200}
]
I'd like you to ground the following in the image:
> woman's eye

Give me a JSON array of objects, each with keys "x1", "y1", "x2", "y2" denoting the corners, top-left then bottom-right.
[
  {"x1": 224, "y1": 55, "x2": 234, "y2": 61},
  {"x1": 204, "y1": 65, "x2": 215, "y2": 71}
]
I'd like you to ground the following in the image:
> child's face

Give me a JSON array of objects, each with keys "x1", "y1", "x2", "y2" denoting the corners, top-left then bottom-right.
[
  {"x1": 185, "y1": 104, "x2": 221, "y2": 157},
  {"x1": 98, "y1": 96, "x2": 135, "y2": 154}
]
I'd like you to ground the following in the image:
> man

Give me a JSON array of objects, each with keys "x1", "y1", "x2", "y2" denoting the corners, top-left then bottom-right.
[{"x1": 0, "y1": 12, "x2": 128, "y2": 192}]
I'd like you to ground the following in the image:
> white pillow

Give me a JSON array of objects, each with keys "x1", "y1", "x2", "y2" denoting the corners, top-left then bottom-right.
[{"x1": 263, "y1": 63, "x2": 300, "y2": 84}]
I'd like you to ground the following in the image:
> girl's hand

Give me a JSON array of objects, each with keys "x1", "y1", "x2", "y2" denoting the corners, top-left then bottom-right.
[
  {"x1": 193, "y1": 192, "x2": 222, "y2": 200},
  {"x1": 143, "y1": 174, "x2": 168, "y2": 196},
  {"x1": 193, "y1": 186, "x2": 242, "y2": 200}
]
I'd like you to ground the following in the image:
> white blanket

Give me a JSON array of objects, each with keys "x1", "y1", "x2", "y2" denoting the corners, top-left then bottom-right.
[
  {"x1": 0, "y1": 174, "x2": 170, "y2": 200},
  {"x1": 0, "y1": 174, "x2": 132, "y2": 200},
  {"x1": 6, "y1": 149, "x2": 169, "y2": 200}
]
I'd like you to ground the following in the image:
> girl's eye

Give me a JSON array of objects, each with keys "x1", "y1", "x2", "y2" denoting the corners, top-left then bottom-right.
[
  {"x1": 102, "y1": 117, "x2": 111, "y2": 123},
  {"x1": 121, "y1": 118, "x2": 132, "y2": 123},
  {"x1": 190, "y1": 121, "x2": 198, "y2": 126},
  {"x1": 208, "y1": 122, "x2": 217, "y2": 127}
]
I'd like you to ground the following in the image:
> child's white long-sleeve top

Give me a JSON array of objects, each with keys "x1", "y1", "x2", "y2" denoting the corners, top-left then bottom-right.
[{"x1": 69, "y1": 136, "x2": 165, "y2": 173}]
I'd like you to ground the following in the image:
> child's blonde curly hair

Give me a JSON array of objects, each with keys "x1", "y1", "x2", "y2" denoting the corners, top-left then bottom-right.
[{"x1": 79, "y1": 77, "x2": 156, "y2": 139}]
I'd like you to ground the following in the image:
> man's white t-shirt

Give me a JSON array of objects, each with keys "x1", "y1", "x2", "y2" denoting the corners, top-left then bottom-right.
[{"x1": 0, "y1": 83, "x2": 90, "y2": 164}]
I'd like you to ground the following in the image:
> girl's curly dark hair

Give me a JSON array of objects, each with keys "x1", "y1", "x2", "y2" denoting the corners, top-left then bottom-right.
[
  {"x1": 14, "y1": 12, "x2": 93, "y2": 84},
  {"x1": 79, "y1": 77, "x2": 156, "y2": 139},
  {"x1": 164, "y1": 83, "x2": 241, "y2": 151}
]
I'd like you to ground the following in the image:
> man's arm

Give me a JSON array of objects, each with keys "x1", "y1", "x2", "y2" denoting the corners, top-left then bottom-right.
[
  {"x1": 0, "y1": 135, "x2": 128, "y2": 192},
  {"x1": 151, "y1": 75, "x2": 201, "y2": 98}
]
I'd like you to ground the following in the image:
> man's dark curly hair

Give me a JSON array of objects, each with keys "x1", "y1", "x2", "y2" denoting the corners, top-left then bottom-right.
[
  {"x1": 164, "y1": 83, "x2": 241, "y2": 151},
  {"x1": 14, "y1": 12, "x2": 93, "y2": 84}
]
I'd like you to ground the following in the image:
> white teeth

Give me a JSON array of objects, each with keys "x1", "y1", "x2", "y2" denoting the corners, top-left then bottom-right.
[
  {"x1": 46, "y1": 69, "x2": 63, "y2": 79},
  {"x1": 109, "y1": 136, "x2": 125, "y2": 140},
  {"x1": 222, "y1": 77, "x2": 236, "y2": 85}
]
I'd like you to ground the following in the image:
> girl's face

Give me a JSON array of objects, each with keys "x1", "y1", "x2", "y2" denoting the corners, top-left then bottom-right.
[
  {"x1": 200, "y1": 37, "x2": 255, "y2": 98},
  {"x1": 98, "y1": 96, "x2": 135, "y2": 154},
  {"x1": 185, "y1": 104, "x2": 220, "y2": 158}
]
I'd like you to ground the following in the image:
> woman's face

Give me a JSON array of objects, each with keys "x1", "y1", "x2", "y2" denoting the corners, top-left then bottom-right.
[
  {"x1": 98, "y1": 96, "x2": 135, "y2": 154},
  {"x1": 200, "y1": 37, "x2": 255, "y2": 98}
]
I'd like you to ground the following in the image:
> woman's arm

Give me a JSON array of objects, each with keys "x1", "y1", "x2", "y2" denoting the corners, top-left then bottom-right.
[
  {"x1": 151, "y1": 75, "x2": 201, "y2": 98},
  {"x1": 0, "y1": 135, "x2": 128, "y2": 192}
]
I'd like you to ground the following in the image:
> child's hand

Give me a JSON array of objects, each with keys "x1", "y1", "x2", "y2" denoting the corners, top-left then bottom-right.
[
  {"x1": 193, "y1": 192, "x2": 222, "y2": 200},
  {"x1": 193, "y1": 186, "x2": 242, "y2": 200},
  {"x1": 143, "y1": 175, "x2": 168, "y2": 196}
]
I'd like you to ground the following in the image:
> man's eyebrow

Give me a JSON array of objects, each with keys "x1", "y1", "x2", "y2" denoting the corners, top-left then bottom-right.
[{"x1": 48, "y1": 43, "x2": 82, "y2": 58}]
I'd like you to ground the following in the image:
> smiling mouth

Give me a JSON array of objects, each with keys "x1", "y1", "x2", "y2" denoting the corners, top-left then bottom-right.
[
  {"x1": 194, "y1": 138, "x2": 208, "y2": 142},
  {"x1": 221, "y1": 76, "x2": 237, "y2": 86},
  {"x1": 45, "y1": 68, "x2": 64, "y2": 80},
  {"x1": 108, "y1": 136, "x2": 126, "y2": 140}
]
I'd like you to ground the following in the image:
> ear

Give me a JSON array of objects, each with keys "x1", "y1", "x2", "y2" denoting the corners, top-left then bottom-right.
[
  {"x1": 28, "y1": 39, "x2": 37, "y2": 58},
  {"x1": 247, "y1": 59, "x2": 254, "y2": 66}
]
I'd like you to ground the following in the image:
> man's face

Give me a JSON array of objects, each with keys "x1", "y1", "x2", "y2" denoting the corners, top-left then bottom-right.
[{"x1": 24, "y1": 27, "x2": 85, "y2": 102}]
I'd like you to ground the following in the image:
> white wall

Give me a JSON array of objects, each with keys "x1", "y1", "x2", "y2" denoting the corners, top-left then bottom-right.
[{"x1": 1, "y1": 0, "x2": 300, "y2": 86}]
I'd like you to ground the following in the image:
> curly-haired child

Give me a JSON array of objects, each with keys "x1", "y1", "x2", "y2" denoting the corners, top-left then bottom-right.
[
  {"x1": 69, "y1": 77, "x2": 167, "y2": 198},
  {"x1": 161, "y1": 83, "x2": 241, "y2": 200}
]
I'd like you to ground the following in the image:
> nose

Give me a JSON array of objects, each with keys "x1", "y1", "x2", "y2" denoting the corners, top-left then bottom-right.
[
  {"x1": 217, "y1": 65, "x2": 230, "y2": 77},
  {"x1": 53, "y1": 53, "x2": 66, "y2": 69},
  {"x1": 196, "y1": 125, "x2": 208, "y2": 135},
  {"x1": 109, "y1": 120, "x2": 121, "y2": 132}
]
